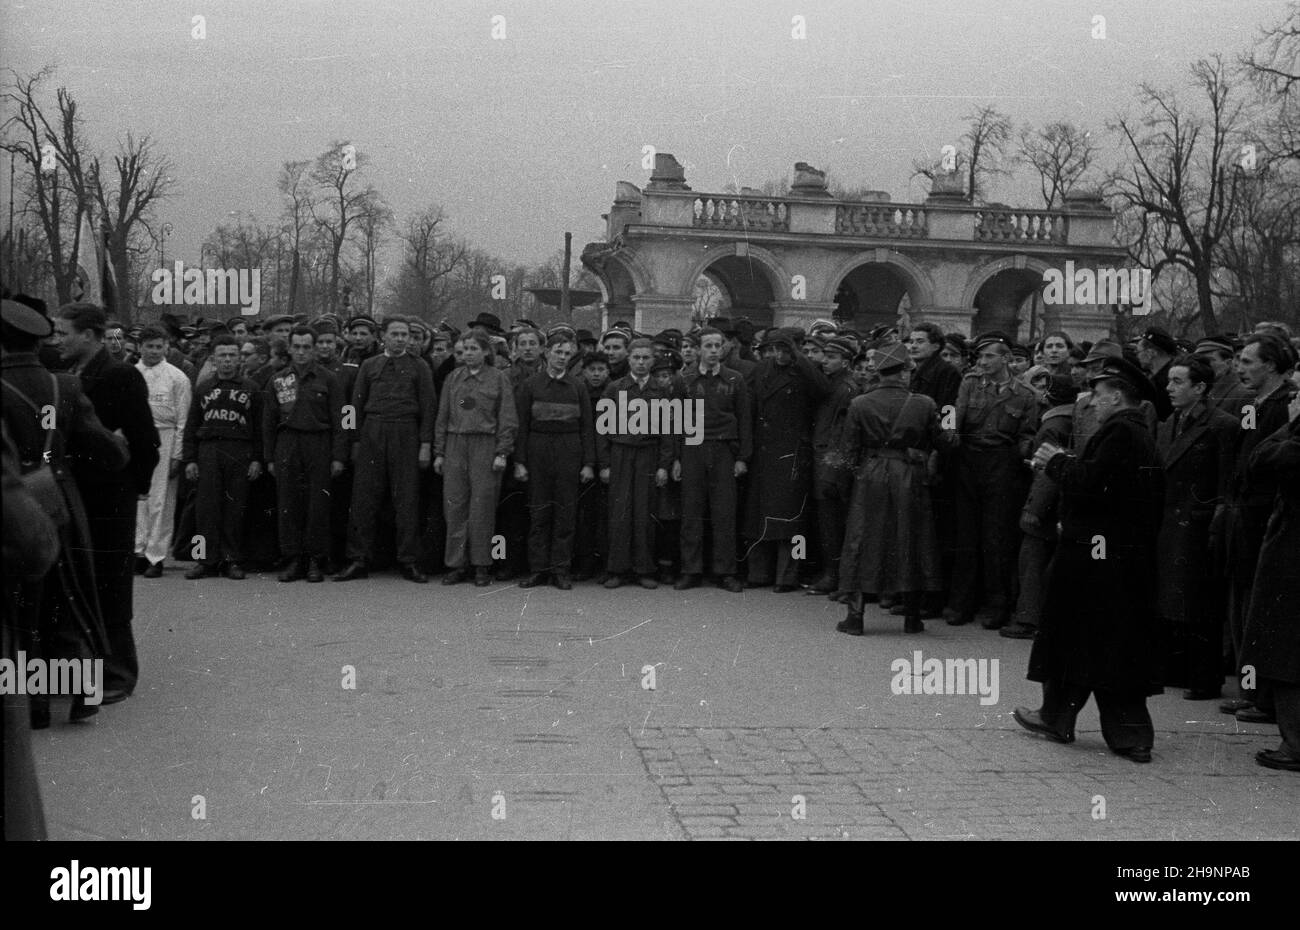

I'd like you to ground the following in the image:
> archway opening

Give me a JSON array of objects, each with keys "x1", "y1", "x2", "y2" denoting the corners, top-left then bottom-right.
[
  {"x1": 699, "y1": 255, "x2": 776, "y2": 328},
  {"x1": 971, "y1": 268, "x2": 1043, "y2": 340},
  {"x1": 833, "y1": 263, "x2": 920, "y2": 334}
]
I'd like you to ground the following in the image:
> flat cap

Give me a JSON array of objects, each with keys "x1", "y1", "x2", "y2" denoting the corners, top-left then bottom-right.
[
  {"x1": 1139, "y1": 326, "x2": 1177, "y2": 355},
  {"x1": 1087, "y1": 355, "x2": 1158, "y2": 404},
  {"x1": 0, "y1": 298, "x2": 53, "y2": 338}
]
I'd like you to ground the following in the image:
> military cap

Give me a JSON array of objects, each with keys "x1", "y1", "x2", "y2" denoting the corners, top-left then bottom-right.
[
  {"x1": 180, "y1": 325, "x2": 198, "y2": 339},
  {"x1": 600, "y1": 327, "x2": 631, "y2": 343},
  {"x1": 263, "y1": 314, "x2": 296, "y2": 330},
  {"x1": 1010, "y1": 343, "x2": 1032, "y2": 359},
  {"x1": 873, "y1": 340, "x2": 914, "y2": 374},
  {"x1": 512, "y1": 318, "x2": 538, "y2": 331},
  {"x1": 574, "y1": 328, "x2": 596, "y2": 344},
  {"x1": 1087, "y1": 355, "x2": 1158, "y2": 404},
  {"x1": 802, "y1": 332, "x2": 828, "y2": 349},
  {"x1": 809, "y1": 318, "x2": 839, "y2": 337},
  {"x1": 823, "y1": 336, "x2": 856, "y2": 358},
  {"x1": 652, "y1": 330, "x2": 682, "y2": 351},
  {"x1": 972, "y1": 331, "x2": 1014, "y2": 353},
  {"x1": 1139, "y1": 325, "x2": 1177, "y2": 355},
  {"x1": 127, "y1": 325, "x2": 144, "y2": 340},
  {"x1": 312, "y1": 317, "x2": 341, "y2": 335},
  {"x1": 545, "y1": 322, "x2": 576, "y2": 340},
  {"x1": 0, "y1": 298, "x2": 54, "y2": 338},
  {"x1": 610, "y1": 320, "x2": 631, "y2": 330},
  {"x1": 1194, "y1": 334, "x2": 1236, "y2": 356},
  {"x1": 344, "y1": 314, "x2": 377, "y2": 332},
  {"x1": 869, "y1": 323, "x2": 900, "y2": 341},
  {"x1": 651, "y1": 350, "x2": 683, "y2": 373},
  {"x1": 1175, "y1": 338, "x2": 1196, "y2": 354},
  {"x1": 225, "y1": 317, "x2": 250, "y2": 332}
]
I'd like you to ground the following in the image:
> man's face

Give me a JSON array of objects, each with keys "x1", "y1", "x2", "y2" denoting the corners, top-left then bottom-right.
[
  {"x1": 140, "y1": 338, "x2": 167, "y2": 367},
  {"x1": 104, "y1": 327, "x2": 125, "y2": 359},
  {"x1": 583, "y1": 363, "x2": 609, "y2": 389},
  {"x1": 458, "y1": 338, "x2": 485, "y2": 369},
  {"x1": 351, "y1": 326, "x2": 375, "y2": 350},
  {"x1": 270, "y1": 322, "x2": 293, "y2": 342},
  {"x1": 1237, "y1": 343, "x2": 1276, "y2": 392},
  {"x1": 408, "y1": 327, "x2": 429, "y2": 355},
  {"x1": 628, "y1": 346, "x2": 654, "y2": 378},
  {"x1": 548, "y1": 341, "x2": 576, "y2": 374},
  {"x1": 823, "y1": 351, "x2": 848, "y2": 375},
  {"x1": 760, "y1": 344, "x2": 778, "y2": 361},
  {"x1": 229, "y1": 322, "x2": 248, "y2": 338},
  {"x1": 430, "y1": 338, "x2": 451, "y2": 365},
  {"x1": 1166, "y1": 365, "x2": 1204, "y2": 411},
  {"x1": 1043, "y1": 336, "x2": 1069, "y2": 363},
  {"x1": 1136, "y1": 340, "x2": 1156, "y2": 372},
  {"x1": 940, "y1": 345, "x2": 965, "y2": 370},
  {"x1": 515, "y1": 332, "x2": 541, "y2": 363},
  {"x1": 977, "y1": 346, "x2": 1009, "y2": 378},
  {"x1": 802, "y1": 343, "x2": 824, "y2": 366},
  {"x1": 213, "y1": 344, "x2": 241, "y2": 379},
  {"x1": 53, "y1": 317, "x2": 96, "y2": 363},
  {"x1": 315, "y1": 332, "x2": 338, "y2": 363},
  {"x1": 852, "y1": 358, "x2": 872, "y2": 387},
  {"x1": 682, "y1": 342, "x2": 698, "y2": 366},
  {"x1": 1198, "y1": 350, "x2": 1231, "y2": 379},
  {"x1": 602, "y1": 337, "x2": 628, "y2": 365},
  {"x1": 652, "y1": 369, "x2": 673, "y2": 391},
  {"x1": 774, "y1": 344, "x2": 795, "y2": 367},
  {"x1": 699, "y1": 334, "x2": 724, "y2": 368},
  {"x1": 1008, "y1": 355, "x2": 1030, "y2": 376},
  {"x1": 383, "y1": 323, "x2": 410, "y2": 354},
  {"x1": 907, "y1": 331, "x2": 939, "y2": 361},
  {"x1": 1093, "y1": 380, "x2": 1124, "y2": 421},
  {"x1": 290, "y1": 333, "x2": 315, "y2": 367},
  {"x1": 124, "y1": 340, "x2": 138, "y2": 359},
  {"x1": 1029, "y1": 371, "x2": 1051, "y2": 398},
  {"x1": 195, "y1": 331, "x2": 212, "y2": 349},
  {"x1": 241, "y1": 342, "x2": 266, "y2": 375}
]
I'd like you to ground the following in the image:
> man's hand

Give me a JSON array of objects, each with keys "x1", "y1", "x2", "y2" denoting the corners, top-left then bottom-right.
[
  {"x1": 599, "y1": 467, "x2": 611, "y2": 484},
  {"x1": 267, "y1": 462, "x2": 276, "y2": 477},
  {"x1": 734, "y1": 460, "x2": 748, "y2": 478},
  {"x1": 671, "y1": 460, "x2": 681, "y2": 482},
  {"x1": 514, "y1": 462, "x2": 529, "y2": 482},
  {"x1": 185, "y1": 462, "x2": 199, "y2": 482},
  {"x1": 418, "y1": 442, "x2": 431, "y2": 471},
  {"x1": 1031, "y1": 441, "x2": 1063, "y2": 471},
  {"x1": 492, "y1": 454, "x2": 507, "y2": 473},
  {"x1": 655, "y1": 467, "x2": 668, "y2": 488},
  {"x1": 248, "y1": 461, "x2": 262, "y2": 481},
  {"x1": 579, "y1": 465, "x2": 594, "y2": 483},
  {"x1": 433, "y1": 455, "x2": 444, "y2": 476},
  {"x1": 330, "y1": 460, "x2": 344, "y2": 478}
]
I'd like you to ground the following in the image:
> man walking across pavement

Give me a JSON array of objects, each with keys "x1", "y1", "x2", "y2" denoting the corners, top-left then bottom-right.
[
  {"x1": 514, "y1": 333, "x2": 596, "y2": 590},
  {"x1": 183, "y1": 334, "x2": 263, "y2": 580},
  {"x1": 55, "y1": 303, "x2": 160, "y2": 705},
  {"x1": 336, "y1": 317, "x2": 436, "y2": 583},
  {"x1": 133, "y1": 326, "x2": 191, "y2": 578}
]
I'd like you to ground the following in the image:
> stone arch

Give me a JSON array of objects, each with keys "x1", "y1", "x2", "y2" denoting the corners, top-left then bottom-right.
[
  {"x1": 961, "y1": 254, "x2": 1056, "y2": 339},
  {"x1": 679, "y1": 243, "x2": 789, "y2": 327},
  {"x1": 819, "y1": 250, "x2": 935, "y2": 307},
  {"x1": 678, "y1": 243, "x2": 790, "y2": 303}
]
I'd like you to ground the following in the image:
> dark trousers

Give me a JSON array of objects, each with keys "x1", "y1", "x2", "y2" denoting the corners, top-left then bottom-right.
[
  {"x1": 349, "y1": 419, "x2": 420, "y2": 564},
  {"x1": 746, "y1": 540, "x2": 799, "y2": 586},
  {"x1": 496, "y1": 469, "x2": 530, "y2": 576},
  {"x1": 607, "y1": 443, "x2": 659, "y2": 576},
  {"x1": 243, "y1": 471, "x2": 280, "y2": 567},
  {"x1": 950, "y1": 447, "x2": 1026, "y2": 615},
  {"x1": 813, "y1": 470, "x2": 851, "y2": 584},
  {"x1": 329, "y1": 468, "x2": 353, "y2": 568},
  {"x1": 680, "y1": 440, "x2": 738, "y2": 577},
  {"x1": 1012, "y1": 534, "x2": 1055, "y2": 629},
  {"x1": 574, "y1": 474, "x2": 607, "y2": 576},
  {"x1": 275, "y1": 430, "x2": 333, "y2": 560},
  {"x1": 81, "y1": 480, "x2": 139, "y2": 694},
  {"x1": 196, "y1": 440, "x2": 252, "y2": 565},
  {"x1": 1255, "y1": 680, "x2": 1300, "y2": 760},
  {"x1": 1037, "y1": 678, "x2": 1154, "y2": 751},
  {"x1": 525, "y1": 432, "x2": 583, "y2": 573}
]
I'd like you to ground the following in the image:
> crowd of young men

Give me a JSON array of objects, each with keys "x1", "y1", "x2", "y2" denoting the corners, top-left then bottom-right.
[{"x1": 3, "y1": 293, "x2": 1298, "y2": 776}]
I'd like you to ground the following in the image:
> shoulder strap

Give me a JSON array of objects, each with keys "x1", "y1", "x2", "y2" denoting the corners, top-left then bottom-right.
[
  {"x1": 886, "y1": 393, "x2": 920, "y2": 447},
  {"x1": 1, "y1": 373, "x2": 58, "y2": 457}
]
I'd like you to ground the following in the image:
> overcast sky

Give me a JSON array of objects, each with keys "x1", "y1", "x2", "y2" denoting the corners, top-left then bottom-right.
[{"x1": 0, "y1": 0, "x2": 1286, "y2": 274}]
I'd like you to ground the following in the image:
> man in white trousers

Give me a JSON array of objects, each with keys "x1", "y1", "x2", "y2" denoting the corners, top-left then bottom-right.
[{"x1": 135, "y1": 325, "x2": 191, "y2": 577}]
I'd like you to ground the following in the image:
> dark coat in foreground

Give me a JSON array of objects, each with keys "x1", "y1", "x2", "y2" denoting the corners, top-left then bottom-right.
[
  {"x1": 837, "y1": 384, "x2": 953, "y2": 594},
  {"x1": 1240, "y1": 419, "x2": 1300, "y2": 685},
  {"x1": 1029, "y1": 408, "x2": 1165, "y2": 695}
]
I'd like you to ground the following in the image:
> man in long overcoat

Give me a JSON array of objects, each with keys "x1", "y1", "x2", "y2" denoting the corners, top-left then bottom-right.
[{"x1": 1016, "y1": 357, "x2": 1165, "y2": 763}]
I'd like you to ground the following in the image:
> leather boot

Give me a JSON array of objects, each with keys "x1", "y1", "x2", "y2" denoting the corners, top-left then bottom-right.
[
  {"x1": 332, "y1": 560, "x2": 368, "y2": 582},
  {"x1": 305, "y1": 558, "x2": 324, "y2": 583},
  {"x1": 279, "y1": 558, "x2": 306, "y2": 583},
  {"x1": 902, "y1": 592, "x2": 924, "y2": 634}
]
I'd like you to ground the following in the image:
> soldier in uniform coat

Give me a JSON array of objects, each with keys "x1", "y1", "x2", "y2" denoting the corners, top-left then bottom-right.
[
  {"x1": 835, "y1": 342, "x2": 954, "y2": 634},
  {"x1": 742, "y1": 329, "x2": 829, "y2": 591},
  {"x1": 54, "y1": 303, "x2": 160, "y2": 703},
  {"x1": 1016, "y1": 357, "x2": 1165, "y2": 763},
  {"x1": 1155, "y1": 356, "x2": 1239, "y2": 698},
  {"x1": 807, "y1": 337, "x2": 860, "y2": 596},
  {"x1": 1240, "y1": 408, "x2": 1300, "y2": 771}
]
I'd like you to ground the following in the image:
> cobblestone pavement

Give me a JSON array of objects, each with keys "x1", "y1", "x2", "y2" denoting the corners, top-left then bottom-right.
[{"x1": 28, "y1": 573, "x2": 1300, "y2": 840}]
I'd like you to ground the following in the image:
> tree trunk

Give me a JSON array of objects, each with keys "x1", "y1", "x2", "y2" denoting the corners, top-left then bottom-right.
[{"x1": 1196, "y1": 266, "x2": 1219, "y2": 335}]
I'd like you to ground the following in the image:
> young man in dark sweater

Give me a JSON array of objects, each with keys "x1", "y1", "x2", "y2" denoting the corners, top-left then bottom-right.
[{"x1": 183, "y1": 335, "x2": 264, "y2": 579}]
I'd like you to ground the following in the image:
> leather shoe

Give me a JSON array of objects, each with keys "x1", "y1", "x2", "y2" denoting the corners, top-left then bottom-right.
[
  {"x1": 519, "y1": 572, "x2": 549, "y2": 588},
  {"x1": 719, "y1": 576, "x2": 744, "y2": 593},
  {"x1": 980, "y1": 608, "x2": 1010, "y2": 630},
  {"x1": 946, "y1": 611, "x2": 974, "y2": 626},
  {"x1": 442, "y1": 567, "x2": 468, "y2": 585},
  {"x1": 552, "y1": 573, "x2": 572, "y2": 591},
  {"x1": 134, "y1": 556, "x2": 149, "y2": 575},
  {"x1": 637, "y1": 575, "x2": 659, "y2": 590},
  {"x1": 279, "y1": 558, "x2": 307, "y2": 582},
  {"x1": 305, "y1": 559, "x2": 324, "y2": 583},
  {"x1": 185, "y1": 563, "x2": 217, "y2": 580},
  {"x1": 772, "y1": 584, "x2": 797, "y2": 593},
  {"x1": 1113, "y1": 746, "x2": 1152, "y2": 764},
  {"x1": 1000, "y1": 623, "x2": 1037, "y2": 640},
  {"x1": 142, "y1": 561, "x2": 164, "y2": 578},
  {"x1": 474, "y1": 567, "x2": 491, "y2": 587},
  {"x1": 1236, "y1": 707, "x2": 1277, "y2": 724},
  {"x1": 400, "y1": 563, "x2": 428, "y2": 584},
  {"x1": 332, "y1": 561, "x2": 368, "y2": 582},
  {"x1": 69, "y1": 697, "x2": 99, "y2": 722},
  {"x1": 807, "y1": 575, "x2": 837, "y2": 595},
  {"x1": 1182, "y1": 687, "x2": 1221, "y2": 701},
  {"x1": 493, "y1": 566, "x2": 516, "y2": 583},
  {"x1": 1255, "y1": 749, "x2": 1300, "y2": 772},
  {"x1": 100, "y1": 688, "x2": 130, "y2": 706},
  {"x1": 657, "y1": 569, "x2": 677, "y2": 585},
  {"x1": 836, "y1": 616, "x2": 864, "y2": 636},
  {"x1": 1220, "y1": 698, "x2": 1253, "y2": 715},
  {"x1": 674, "y1": 574, "x2": 701, "y2": 590},
  {"x1": 1013, "y1": 707, "x2": 1073, "y2": 743},
  {"x1": 604, "y1": 575, "x2": 624, "y2": 589},
  {"x1": 225, "y1": 562, "x2": 247, "y2": 580}
]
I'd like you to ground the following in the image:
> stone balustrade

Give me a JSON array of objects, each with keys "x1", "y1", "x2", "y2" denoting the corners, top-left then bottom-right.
[
  {"x1": 973, "y1": 208, "x2": 1068, "y2": 244},
  {"x1": 835, "y1": 203, "x2": 927, "y2": 238},
  {"x1": 692, "y1": 196, "x2": 790, "y2": 232}
]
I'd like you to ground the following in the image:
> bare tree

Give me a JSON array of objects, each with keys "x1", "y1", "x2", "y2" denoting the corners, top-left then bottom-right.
[
  {"x1": 352, "y1": 192, "x2": 393, "y2": 315},
  {"x1": 277, "y1": 159, "x2": 313, "y2": 313},
  {"x1": 388, "y1": 205, "x2": 469, "y2": 319},
  {"x1": 91, "y1": 134, "x2": 174, "y2": 321},
  {"x1": 309, "y1": 141, "x2": 379, "y2": 315},
  {"x1": 1107, "y1": 56, "x2": 1246, "y2": 335},
  {"x1": 1018, "y1": 121, "x2": 1098, "y2": 209},
  {"x1": 912, "y1": 104, "x2": 1013, "y2": 202},
  {"x1": 1241, "y1": 2, "x2": 1300, "y2": 162}
]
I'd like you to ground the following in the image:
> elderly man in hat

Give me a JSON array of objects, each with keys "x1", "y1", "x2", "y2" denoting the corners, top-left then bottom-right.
[
  {"x1": 742, "y1": 328, "x2": 829, "y2": 591},
  {"x1": 1193, "y1": 335, "x2": 1251, "y2": 417},
  {"x1": 836, "y1": 341, "x2": 953, "y2": 634},
  {"x1": 946, "y1": 331, "x2": 1039, "y2": 629},
  {"x1": 1136, "y1": 326, "x2": 1178, "y2": 421},
  {"x1": 1155, "y1": 354, "x2": 1239, "y2": 697},
  {"x1": 1016, "y1": 356, "x2": 1165, "y2": 763},
  {"x1": 808, "y1": 336, "x2": 861, "y2": 596}
]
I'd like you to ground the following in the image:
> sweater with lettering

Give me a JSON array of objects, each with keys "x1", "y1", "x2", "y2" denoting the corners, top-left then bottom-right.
[{"x1": 182, "y1": 374, "x2": 264, "y2": 462}]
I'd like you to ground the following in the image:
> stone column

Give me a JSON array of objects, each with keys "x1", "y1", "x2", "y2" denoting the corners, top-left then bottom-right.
[
  {"x1": 631, "y1": 294, "x2": 696, "y2": 333},
  {"x1": 769, "y1": 300, "x2": 839, "y2": 331},
  {"x1": 911, "y1": 306, "x2": 978, "y2": 337},
  {"x1": 1053, "y1": 306, "x2": 1114, "y2": 343}
]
